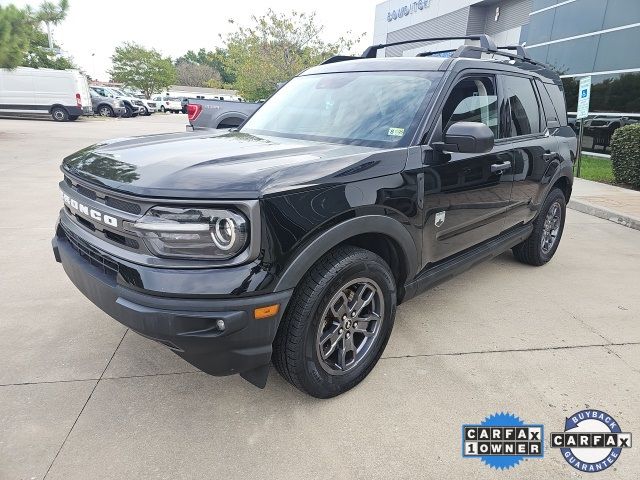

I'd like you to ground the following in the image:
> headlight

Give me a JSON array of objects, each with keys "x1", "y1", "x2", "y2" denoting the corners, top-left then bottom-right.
[{"x1": 126, "y1": 206, "x2": 249, "y2": 259}]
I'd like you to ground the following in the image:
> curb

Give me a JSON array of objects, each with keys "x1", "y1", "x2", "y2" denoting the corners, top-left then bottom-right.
[{"x1": 568, "y1": 199, "x2": 640, "y2": 231}]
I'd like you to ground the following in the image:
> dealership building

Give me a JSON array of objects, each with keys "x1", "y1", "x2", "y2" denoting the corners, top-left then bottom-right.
[{"x1": 373, "y1": 0, "x2": 640, "y2": 153}]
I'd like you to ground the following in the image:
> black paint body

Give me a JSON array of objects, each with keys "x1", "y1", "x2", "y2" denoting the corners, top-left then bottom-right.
[{"x1": 52, "y1": 55, "x2": 576, "y2": 385}]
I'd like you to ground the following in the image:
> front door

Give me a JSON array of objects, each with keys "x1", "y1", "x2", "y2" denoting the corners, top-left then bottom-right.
[{"x1": 422, "y1": 75, "x2": 513, "y2": 266}]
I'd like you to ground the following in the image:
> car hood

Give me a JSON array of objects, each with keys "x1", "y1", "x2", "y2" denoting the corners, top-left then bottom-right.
[{"x1": 62, "y1": 131, "x2": 408, "y2": 199}]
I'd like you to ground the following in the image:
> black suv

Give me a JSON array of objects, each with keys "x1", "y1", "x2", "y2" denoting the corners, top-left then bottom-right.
[{"x1": 53, "y1": 36, "x2": 575, "y2": 398}]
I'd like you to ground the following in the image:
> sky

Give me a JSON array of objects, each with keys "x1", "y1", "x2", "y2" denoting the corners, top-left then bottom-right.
[{"x1": 3, "y1": 0, "x2": 380, "y2": 81}]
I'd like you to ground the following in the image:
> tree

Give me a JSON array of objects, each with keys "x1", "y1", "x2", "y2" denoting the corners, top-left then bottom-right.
[
  {"x1": 109, "y1": 43, "x2": 176, "y2": 98},
  {"x1": 0, "y1": 1, "x2": 74, "y2": 70},
  {"x1": 219, "y1": 10, "x2": 362, "y2": 100},
  {"x1": 175, "y1": 60, "x2": 221, "y2": 87},
  {"x1": 0, "y1": 5, "x2": 32, "y2": 69},
  {"x1": 176, "y1": 48, "x2": 234, "y2": 85},
  {"x1": 35, "y1": 0, "x2": 68, "y2": 50}
]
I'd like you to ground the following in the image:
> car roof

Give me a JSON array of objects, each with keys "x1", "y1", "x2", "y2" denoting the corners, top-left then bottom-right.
[{"x1": 301, "y1": 55, "x2": 561, "y2": 85}]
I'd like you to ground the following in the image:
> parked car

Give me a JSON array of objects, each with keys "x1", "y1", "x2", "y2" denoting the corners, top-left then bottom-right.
[
  {"x1": 53, "y1": 34, "x2": 575, "y2": 398},
  {"x1": 152, "y1": 95, "x2": 182, "y2": 113},
  {"x1": 90, "y1": 91, "x2": 126, "y2": 117},
  {"x1": 186, "y1": 98, "x2": 261, "y2": 130},
  {"x1": 0, "y1": 67, "x2": 92, "y2": 121},
  {"x1": 90, "y1": 86, "x2": 143, "y2": 118},
  {"x1": 107, "y1": 87, "x2": 155, "y2": 115}
]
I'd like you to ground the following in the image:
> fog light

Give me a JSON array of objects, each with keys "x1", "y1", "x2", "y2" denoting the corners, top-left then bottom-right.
[
  {"x1": 254, "y1": 304, "x2": 279, "y2": 319},
  {"x1": 216, "y1": 319, "x2": 226, "y2": 331}
]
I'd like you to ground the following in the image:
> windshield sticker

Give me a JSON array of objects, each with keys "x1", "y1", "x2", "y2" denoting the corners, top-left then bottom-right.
[{"x1": 387, "y1": 127, "x2": 405, "y2": 137}]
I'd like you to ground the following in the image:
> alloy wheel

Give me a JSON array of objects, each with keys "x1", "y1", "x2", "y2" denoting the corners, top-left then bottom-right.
[
  {"x1": 315, "y1": 278, "x2": 384, "y2": 374},
  {"x1": 541, "y1": 201, "x2": 562, "y2": 254}
]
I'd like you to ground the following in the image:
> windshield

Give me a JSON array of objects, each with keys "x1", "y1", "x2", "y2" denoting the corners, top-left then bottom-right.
[{"x1": 241, "y1": 71, "x2": 442, "y2": 147}]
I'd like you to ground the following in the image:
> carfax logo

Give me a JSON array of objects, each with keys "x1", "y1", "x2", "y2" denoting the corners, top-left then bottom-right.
[
  {"x1": 551, "y1": 409, "x2": 632, "y2": 472},
  {"x1": 462, "y1": 412, "x2": 544, "y2": 470}
]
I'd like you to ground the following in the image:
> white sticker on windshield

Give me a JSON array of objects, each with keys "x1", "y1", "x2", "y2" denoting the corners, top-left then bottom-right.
[{"x1": 387, "y1": 127, "x2": 405, "y2": 137}]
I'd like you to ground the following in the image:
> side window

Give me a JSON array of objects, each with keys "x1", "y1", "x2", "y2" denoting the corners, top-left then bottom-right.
[
  {"x1": 502, "y1": 76, "x2": 541, "y2": 136},
  {"x1": 543, "y1": 82, "x2": 568, "y2": 126},
  {"x1": 534, "y1": 79, "x2": 559, "y2": 127},
  {"x1": 442, "y1": 76, "x2": 499, "y2": 138}
]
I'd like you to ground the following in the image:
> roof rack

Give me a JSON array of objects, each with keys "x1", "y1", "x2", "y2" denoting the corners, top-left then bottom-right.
[
  {"x1": 361, "y1": 35, "x2": 497, "y2": 58},
  {"x1": 321, "y1": 35, "x2": 547, "y2": 69}
]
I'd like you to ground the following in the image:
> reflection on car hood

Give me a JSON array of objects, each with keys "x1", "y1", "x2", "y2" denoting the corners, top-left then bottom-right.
[{"x1": 62, "y1": 131, "x2": 408, "y2": 199}]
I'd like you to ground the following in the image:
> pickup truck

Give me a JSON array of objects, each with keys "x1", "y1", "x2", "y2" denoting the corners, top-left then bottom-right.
[{"x1": 186, "y1": 98, "x2": 261, "y2": 131}]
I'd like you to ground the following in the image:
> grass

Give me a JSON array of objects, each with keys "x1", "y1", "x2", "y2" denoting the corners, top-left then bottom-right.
[{"x1": 576, "y1": 155, "x2": 614, "y2": 183}]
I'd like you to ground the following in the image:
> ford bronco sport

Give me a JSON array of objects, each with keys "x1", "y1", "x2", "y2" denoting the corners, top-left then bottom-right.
[{"x1": 53, "y1": 35, "x2": 576, "y2": 398}]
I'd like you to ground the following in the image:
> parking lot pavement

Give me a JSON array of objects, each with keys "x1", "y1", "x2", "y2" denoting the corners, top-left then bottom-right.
[{"x1": 1, "y1": 115, "x2": 639, "y2": 480}]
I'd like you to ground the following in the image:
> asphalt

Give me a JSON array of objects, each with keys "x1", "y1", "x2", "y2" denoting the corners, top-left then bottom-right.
[{"x1": 1, "y1": 114, "x2": 639, "y2": 480}]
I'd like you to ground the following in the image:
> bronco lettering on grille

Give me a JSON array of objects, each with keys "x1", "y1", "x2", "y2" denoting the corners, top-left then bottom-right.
[{"x1": 62, "y1": 192, "x2": 118, "y2": 227}]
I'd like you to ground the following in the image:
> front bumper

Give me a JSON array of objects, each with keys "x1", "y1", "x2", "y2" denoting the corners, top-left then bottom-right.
[
  {"x1": 113, "y1": 106, "x2": 126, "y2": 116},
  {"x1": 52, "y1": 223, "x2": 292, "y2": 386}
]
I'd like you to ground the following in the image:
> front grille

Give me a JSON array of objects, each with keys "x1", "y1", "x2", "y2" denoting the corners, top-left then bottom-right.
[
  {"x1": 105, "y1": 196, "x2": 141, "y2": 214},
  {"x1": 76, "y1": 184, "x2": 97, "y2": 200},
  {"x1": 65, "y1": 176, "x2": 141, "y2": 214},
  {"x1": 59, "y1": 224, "x2": 118, "y2": 277},
  {"x1": 148, "y1": 102, "x2": 156, "y2": 108}
]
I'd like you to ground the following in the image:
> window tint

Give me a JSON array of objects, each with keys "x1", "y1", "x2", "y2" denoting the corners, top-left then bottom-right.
[
  {"x1": 503, "y1": 76, "x2": 541, "y2": 136},
  {"x1": 442, "y1": 77, "x2": 499, "y2": 138},
  {"x1": 544, "y1": 82, "x2": 568, "y2": 125}
]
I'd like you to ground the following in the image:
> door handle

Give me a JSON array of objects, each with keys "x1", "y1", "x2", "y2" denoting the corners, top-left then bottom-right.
[
  {"x1": 543, "y1": 152, "x2": 557, "y2": 162},
  {"x1": 490, "y1": 161, "x2": 511, "y2": 173}
]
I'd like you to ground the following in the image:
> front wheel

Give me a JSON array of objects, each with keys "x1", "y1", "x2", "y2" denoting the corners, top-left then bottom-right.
[
  {"x1": 512, "y1": 187, "x2": 566, "y2": 266},
  {"x1": 122, "y1": 104, "x2": 133, "y2": 118},
  {"x1": 98, "y1": 105, "x2": 114, "y2": 117},
  {"x1": 160, "y1": 105, "x2": 165, "y2": 112},
  {"x1": 273, "y1": 246, "x2": 396, "y2": 398}
]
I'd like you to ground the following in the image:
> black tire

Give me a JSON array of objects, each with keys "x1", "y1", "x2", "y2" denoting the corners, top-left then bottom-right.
[
  {"x1": 68, "y1": 115, "x2": 79, "y2": 121},
  {"x1": 160, "y1": 106, "x2": 165, "y2": 112},
  {"x1": 51, "y1": 107, "x2": 68, "y2": 122},
  {"x1": 512, "y1": 188, "x2": 566, "y2": 266},
  {"x1": 141, "y1": 107, "x2": 149, "y2": 116},
  {"x1": 273, "y1": 246, "x2": 397, "y2": 398},
  {"x1": 98, "y1": 105, "x2": 114, "y2": 117},
  {"x1": 122, "y1": 104, "x2": 133, "y2": 118}
]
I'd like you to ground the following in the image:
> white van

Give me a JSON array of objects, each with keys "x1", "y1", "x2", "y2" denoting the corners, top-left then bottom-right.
[{"x1": 0, "y1": 67, "x2": 93, "y2": 121}]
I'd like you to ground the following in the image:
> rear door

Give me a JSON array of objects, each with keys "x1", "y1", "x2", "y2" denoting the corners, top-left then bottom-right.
[
  {"x1": 422, "y1": 73, "x2": 514, "y2": 265},
  {"x1": 500, "y1": 74, "x2": 559, "y2": 228}
]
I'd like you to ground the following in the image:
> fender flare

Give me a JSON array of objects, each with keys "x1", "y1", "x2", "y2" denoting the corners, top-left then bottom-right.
[{"x1": 273, "y1": 215, "x2": 419, "y2": 292}]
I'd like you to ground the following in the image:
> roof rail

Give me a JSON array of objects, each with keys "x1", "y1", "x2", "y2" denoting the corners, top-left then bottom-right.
[
  {"x1": 321, "y1": 55, "x2": 361, "y2": 65},
  {"x1": 361, "y1": 35, "x2": 497, "y2": 58},
  {"x1": 496, "y1": 45, "x2": 530, "y2": 60}
]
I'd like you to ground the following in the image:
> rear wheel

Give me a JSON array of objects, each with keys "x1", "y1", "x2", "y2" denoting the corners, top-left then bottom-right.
[
  {"x1": 98, "y1": 105, "x2": 114, "y2": 117},
  {"x1": 512, "y1": 188, "x2": 566, "y2": 266},
  {"x1": 51, "y1": 107, "x2": 68, "y2": 122},
  {"x1": 141, "y1": 106, "x2": 149, "y2": 116},
  {"x1": 273, "y1": 246, "x2": 396, "y2": 398}
]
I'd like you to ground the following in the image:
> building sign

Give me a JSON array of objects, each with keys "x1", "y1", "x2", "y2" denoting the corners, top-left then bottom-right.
[
  {"x1": 387, "y1": 0, "x2": 432, "y2": 22},
  {"x1": 576, "y1": 76, "x2": 591, "y2": 119}
]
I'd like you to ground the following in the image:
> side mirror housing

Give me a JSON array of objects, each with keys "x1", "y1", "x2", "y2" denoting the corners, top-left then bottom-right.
[{"x1": 433, "y1": 121, "x2": 495, "y2": 154}]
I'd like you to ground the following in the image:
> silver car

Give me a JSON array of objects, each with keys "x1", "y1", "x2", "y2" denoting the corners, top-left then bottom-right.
[{"x1": 90, "y1": 91, "x2": 126, "y2": 117}]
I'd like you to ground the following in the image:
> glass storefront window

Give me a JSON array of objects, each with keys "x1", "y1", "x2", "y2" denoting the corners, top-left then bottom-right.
[
  {"x1": 564, "y1": 71, "x2": 640, "y2": 154},
  {"x1": 527, "y1": 9, "x2": 555, "y2": 45},
  {"x1": 531, "y1": 0, "x2": 558, "y2": 11},
  {"x1": 550, "y1": 0, "x2": 607, "y2": 41},
  {"x1": 603, "y1": 0, "x2": 640, "y2": 29},
  {"x1": 546, "y1": 36, "x2": 599, "y2": 75},
  {"x1": 593, "y1": 26, "x2": 640, "y2": 73}
]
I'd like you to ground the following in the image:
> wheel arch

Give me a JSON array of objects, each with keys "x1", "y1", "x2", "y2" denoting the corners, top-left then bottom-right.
[
  {"x1": 49, "y1": 104, "x2": 67, "y2": 114},
  {"x1": 273, "y1": 215, "x2": 419, "y2": 302},
  {"x1": 551, "y1": 174, "x2": 572, "y2": 202}
]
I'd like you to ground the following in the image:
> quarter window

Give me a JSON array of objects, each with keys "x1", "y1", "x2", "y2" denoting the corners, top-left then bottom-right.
[
  {"x1": 442, "y1": 77, "x2": 499, "y2": 138},
  {"x1": 502, "y1": 76, "x2": 541, "y2": 136}
]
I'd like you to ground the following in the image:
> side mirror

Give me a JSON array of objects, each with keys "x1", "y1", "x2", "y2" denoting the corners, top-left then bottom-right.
[{"x1": 433, "y1": 121, "x2": 495, "y2": 154}]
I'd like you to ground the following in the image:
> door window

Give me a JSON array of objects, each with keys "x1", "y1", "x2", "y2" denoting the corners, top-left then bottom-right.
[
  {"x1": 442, "y1": 77, "x2": 499, "y2": 138},
  {"x1": 503, "y1": 76, "x2": 541, "y2": 136}
]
